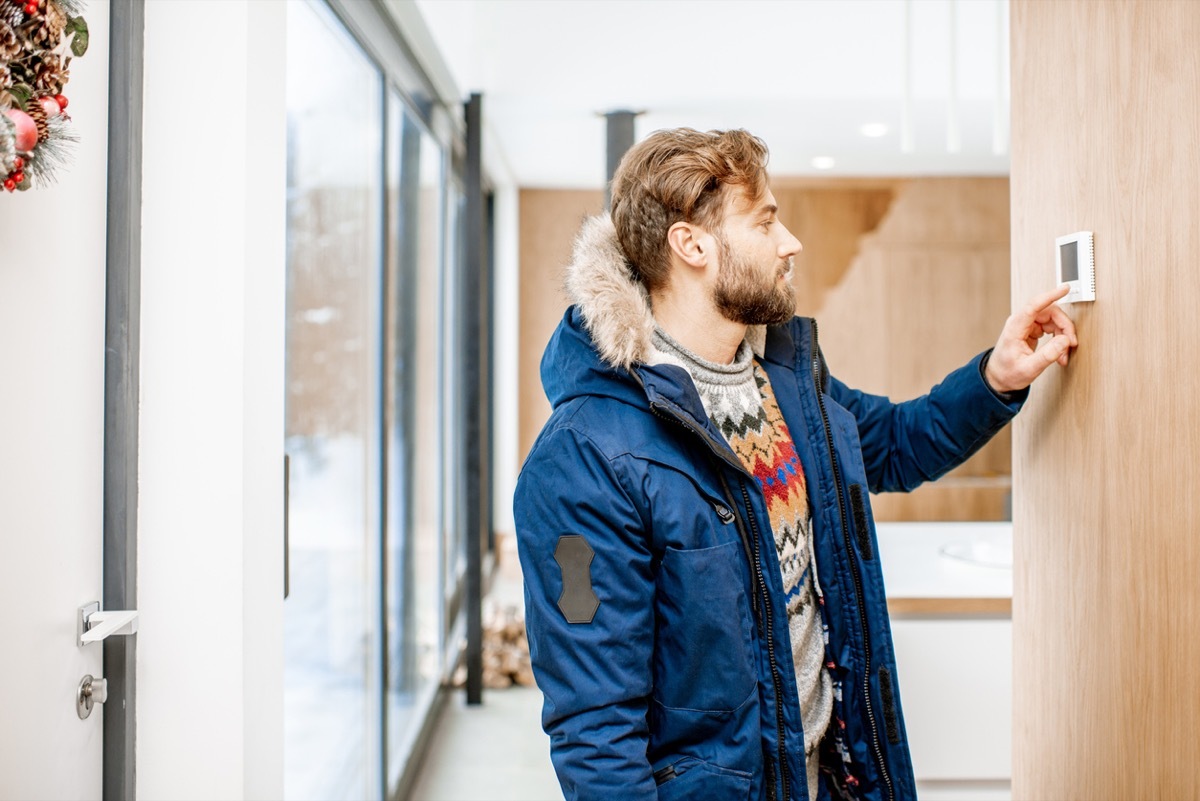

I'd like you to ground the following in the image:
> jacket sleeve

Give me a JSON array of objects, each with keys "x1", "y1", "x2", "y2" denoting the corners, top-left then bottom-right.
[
  {"x1": 829, "y1": 349, "x2": 1028, "y2": 494},
  {"x1": 513, "y1": 424, "x2": 657, "y2": 800}
]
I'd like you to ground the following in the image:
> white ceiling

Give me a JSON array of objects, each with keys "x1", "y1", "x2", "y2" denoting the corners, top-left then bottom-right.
[{"x1": 410, "y1": 0, "x2": 1010, "y2": 188}]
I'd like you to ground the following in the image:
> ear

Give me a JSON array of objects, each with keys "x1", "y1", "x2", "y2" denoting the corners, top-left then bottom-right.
[{"x1": 666, "y1": 221, "x2": 711, "y2": 270}]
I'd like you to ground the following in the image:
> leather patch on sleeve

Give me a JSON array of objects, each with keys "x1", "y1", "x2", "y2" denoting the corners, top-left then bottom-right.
[{"x1": 554, "y1": 535, "x2": 599, "y2": 624}]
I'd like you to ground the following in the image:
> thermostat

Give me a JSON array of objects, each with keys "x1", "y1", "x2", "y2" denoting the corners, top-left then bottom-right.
[{"x1": 1056, "y1": 231, "x2": 1095, "y2": 302}]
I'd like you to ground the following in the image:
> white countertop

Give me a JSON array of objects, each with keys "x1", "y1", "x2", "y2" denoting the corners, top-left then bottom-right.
[{"x1": 875, "y1": 522, "x2": 1013, "y2": 602}]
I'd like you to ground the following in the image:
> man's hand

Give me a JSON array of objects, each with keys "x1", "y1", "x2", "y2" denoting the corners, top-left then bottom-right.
[{"x1": 984, "y1": 285, "x2": 1079, "y2": 394}]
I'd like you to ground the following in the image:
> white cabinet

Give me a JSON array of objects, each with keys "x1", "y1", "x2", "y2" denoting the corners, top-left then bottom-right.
[{"x1": 877, "y1": 523, "x2": 1013, "y2": 801}]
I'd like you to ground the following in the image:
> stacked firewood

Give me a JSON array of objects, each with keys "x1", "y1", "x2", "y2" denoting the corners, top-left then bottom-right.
[
  {"x1": 453, "y1": 601, "x2": 536, "y2": 689},
  {"x1": 483, "y1": 602, "x2": 536, "y2": 688}
]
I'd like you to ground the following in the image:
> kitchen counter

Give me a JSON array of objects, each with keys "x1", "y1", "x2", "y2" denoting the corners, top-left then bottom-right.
[{"x1": 876, "y1": 521, "x2": 1013, "y2": 616}]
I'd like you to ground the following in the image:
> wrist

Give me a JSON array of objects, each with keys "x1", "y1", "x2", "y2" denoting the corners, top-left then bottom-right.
[{"x1": 981, "y1": 350, "x2": 1021, "y2": 399}]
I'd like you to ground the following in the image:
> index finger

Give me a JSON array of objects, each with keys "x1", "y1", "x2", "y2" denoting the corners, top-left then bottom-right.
[
  {"x1": 1014, "y1": 285, "x2": 1071, "y2": 327},
  {"x1": 1040, "y1": 302, "x2": 1078, "y2": 346}
]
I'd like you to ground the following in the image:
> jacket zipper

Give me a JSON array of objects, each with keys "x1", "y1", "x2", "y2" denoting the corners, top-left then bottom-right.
[
  {"x1": 646, "y1": 398, "x2": 791, "y2": 801},
  {"x1": 809, "y1": 319, "x2": 894, "y2": 801},
  {"x1": 738, "y1": 478, "x2": 792, "y2": 801}
]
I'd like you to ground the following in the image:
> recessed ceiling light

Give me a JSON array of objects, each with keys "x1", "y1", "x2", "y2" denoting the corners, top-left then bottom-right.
[
  {"x1": 860, "y1": 123, "x2": 889, "y2": 138},
  {"x1": 811, "y1": 156, "x2": 836, "y2": 170}
]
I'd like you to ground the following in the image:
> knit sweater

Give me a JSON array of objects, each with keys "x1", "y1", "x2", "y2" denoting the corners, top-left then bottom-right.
[{"x1": 653, "y1": 328, "x2": 833, "y2": 798}]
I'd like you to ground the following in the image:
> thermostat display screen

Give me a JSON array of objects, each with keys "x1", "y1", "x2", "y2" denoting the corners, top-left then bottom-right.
[
  {"x1": 1060, "y1": 241, "x2": 1079, "y2": 282},
  {"x1": 1055, "y1": 230, "x2": 1095, "y2": 303}
]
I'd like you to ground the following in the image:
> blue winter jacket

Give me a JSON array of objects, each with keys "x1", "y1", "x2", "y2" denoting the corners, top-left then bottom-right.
[{"x1": 514, "y1": 216, "x2": 1026, "y2": 801}]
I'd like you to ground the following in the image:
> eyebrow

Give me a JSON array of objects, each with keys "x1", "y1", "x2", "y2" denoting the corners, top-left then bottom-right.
[{"x1": 759, "y1": 203, "x2": 778, "y2": 217}]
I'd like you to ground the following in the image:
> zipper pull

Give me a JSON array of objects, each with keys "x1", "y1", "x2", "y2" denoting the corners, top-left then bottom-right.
[{"x1": 653, "y1": 764, "x2": 678, "y2": 785}]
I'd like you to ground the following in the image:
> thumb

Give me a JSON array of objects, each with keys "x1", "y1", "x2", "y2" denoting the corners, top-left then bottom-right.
[{"x1": 1041, "y1": 335, "x2": 1070, "y2": 366}]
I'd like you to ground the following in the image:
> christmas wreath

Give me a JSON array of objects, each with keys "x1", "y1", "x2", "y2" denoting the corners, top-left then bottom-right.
[{"x1": 0, "y1": 0, "x2": 88, "y2": 192}]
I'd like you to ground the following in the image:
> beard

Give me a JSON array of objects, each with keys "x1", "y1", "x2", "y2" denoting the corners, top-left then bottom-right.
[{"x1": 711, "y1": 234, "x2": 796, "y2": 326}]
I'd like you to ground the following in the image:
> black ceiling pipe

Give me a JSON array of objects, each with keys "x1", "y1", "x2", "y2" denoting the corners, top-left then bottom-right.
[{"x1": 604, "y1": 110, "x2": 640, "y2": 210}]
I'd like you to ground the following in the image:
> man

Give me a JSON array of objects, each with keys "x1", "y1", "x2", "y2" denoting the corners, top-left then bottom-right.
[{"x1": 514, "y1": 128, "x2": 1076, "y2": 801}]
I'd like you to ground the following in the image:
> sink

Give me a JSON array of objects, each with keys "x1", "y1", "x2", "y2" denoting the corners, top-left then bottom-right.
[{"x1": 938, "y1": 535, "x2": 1012, "y2": 569}]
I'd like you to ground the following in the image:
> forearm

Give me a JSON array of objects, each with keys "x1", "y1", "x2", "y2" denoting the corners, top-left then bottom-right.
[
  {"x1": 543, "y1": 704, "x2": 658, "y2": 800},
  {"x1": 838, "y1": 350, "x2": 1027, "y2": 493}
]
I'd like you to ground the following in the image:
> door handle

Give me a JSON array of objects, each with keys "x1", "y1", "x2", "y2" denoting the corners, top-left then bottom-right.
[{"x1": 77, "y1": 601, "x2": 139, "y2": 646}]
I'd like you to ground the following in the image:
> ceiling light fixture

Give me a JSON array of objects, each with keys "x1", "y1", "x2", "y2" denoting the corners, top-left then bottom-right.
[
  {"x1": 947, "y1": 0, "x2": 961, "y2": 154},
  {"x1": 993, "y1": 0, "x2": 1009, "y2": 155},
  {"x1": 861, "y1": 123, "x2": 889, "y2": 138},
  {"x1": 901, "y1": 0, "x2": 914, "y2": 154},
  {"x1": 811, "y1": 156, "x2": 836, "y2": 170}
]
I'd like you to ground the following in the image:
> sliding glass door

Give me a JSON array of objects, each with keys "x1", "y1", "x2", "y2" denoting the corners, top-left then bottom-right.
[
  {"x1": 383, "y1": 94, "x2": 446, "y2": 789},
  {"x1": 284, "y1": 3, "x2": 383, "y2": 799},
  {"x1": 283, "y1": 1, "x2": 464, "y2": 798}
]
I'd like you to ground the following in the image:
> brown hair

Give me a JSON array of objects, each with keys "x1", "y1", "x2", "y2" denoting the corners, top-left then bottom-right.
[{"x1": 609, "y1": 128, "x2": 769, "y2": 291}]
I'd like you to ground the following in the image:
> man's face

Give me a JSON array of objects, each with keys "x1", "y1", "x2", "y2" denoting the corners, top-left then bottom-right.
[{"x1": 710, "y1": 188, "x2": 803, "y2": 326}]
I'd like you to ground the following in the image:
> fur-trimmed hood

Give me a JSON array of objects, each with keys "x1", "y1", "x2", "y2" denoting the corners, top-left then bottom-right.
[{"x1": 562, "y1": 215, "x2": 766, "y2": 372}]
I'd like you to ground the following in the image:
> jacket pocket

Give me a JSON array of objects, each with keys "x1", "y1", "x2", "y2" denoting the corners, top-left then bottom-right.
[
  {"x1": 653, "y1": 539, "x2": 756, "y2": 712},
  {"x1": 654, "y1": 756, "x2": 752, "y2": 801}
]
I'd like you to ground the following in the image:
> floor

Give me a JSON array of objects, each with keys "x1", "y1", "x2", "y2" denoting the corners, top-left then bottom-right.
[
  {"x1": 405, "y1": 685, "x2": 562, "y2": 801},
  {"x1": 406, "y1": 536, "x2": 563, "y2": 801}
]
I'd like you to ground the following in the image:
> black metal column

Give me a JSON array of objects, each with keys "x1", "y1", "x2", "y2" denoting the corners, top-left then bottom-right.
[
  {"x1": 604, "y1": 109, "x2": 638, "y2": 209},
  {"x1": 103, "y1": 1, "x2": 144, "y2": 798},
  {"x1": 463, "y1": 92, "x2": 486, "y2": 705}
]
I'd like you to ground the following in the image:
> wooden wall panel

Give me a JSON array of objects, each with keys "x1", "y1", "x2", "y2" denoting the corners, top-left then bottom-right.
[
  {"x1": 770, "y1": 180, "x2": 897, "y2": 318},
  {"x1": 812, "y1": 178, "x2": 1012, "y2": 521},
  {"x1": 518, "y1": 189, "x2": 604, "y2": 464},
  {"x1": 1011, "y1": 1, "x2": 1200, "y2": 796}
]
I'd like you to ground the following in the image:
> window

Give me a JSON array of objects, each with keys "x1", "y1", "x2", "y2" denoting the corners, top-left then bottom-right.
[
  {"x1": 383, "y1": 93, "x2": 446, "y2": 788},
  {"x1": 283, "y1": 2, "x2": 476, "y2": 798},
  {"x1": 283, "y1": 3, "x2": 383, "y2": 798}
]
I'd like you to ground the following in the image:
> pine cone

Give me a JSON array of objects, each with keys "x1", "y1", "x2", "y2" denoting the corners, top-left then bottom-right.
[
  {"x1": 45, "y1": 1, "x2": 64, "y2": 36},
  {"x1": 32, "y1": 51, "x2": 67, "y2": 95},
  {"x1": 12, "y1": 1, "x2": 64, "y2": 51},
  {"x1": 24, "y1": 94, "x2": 47, "y2": 141},
  {"x1": 0, "y1": 18, "x2": 20, "y2": 62},
  {"x1": 0, "y1": 2, "x2": 24, "y2": 31},
  {"x1": 24, "y1": 11, "x2": 54, "y2": 50}
]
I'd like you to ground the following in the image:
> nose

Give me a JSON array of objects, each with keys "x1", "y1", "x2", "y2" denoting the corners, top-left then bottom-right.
[{"x1": 777, "y1": 223, "x2": 802, "y2": 259}]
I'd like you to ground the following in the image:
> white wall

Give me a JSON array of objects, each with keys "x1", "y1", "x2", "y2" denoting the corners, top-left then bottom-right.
[
  {"x1": 137, "y1": 2, "x2": 286, "y2": 798},
  {"x1": 491, "y1": 182, "x2": 519, "y2": 539}
]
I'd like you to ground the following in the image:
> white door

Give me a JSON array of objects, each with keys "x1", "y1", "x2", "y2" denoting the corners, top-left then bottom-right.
[{"x1": 0, "y1": 4, "x2": 112, "y2": 798}]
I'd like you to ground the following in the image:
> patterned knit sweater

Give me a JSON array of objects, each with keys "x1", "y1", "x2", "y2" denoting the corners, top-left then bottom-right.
[{"x1": 653, "y1": 328, "x2": 833, "y2": 797}]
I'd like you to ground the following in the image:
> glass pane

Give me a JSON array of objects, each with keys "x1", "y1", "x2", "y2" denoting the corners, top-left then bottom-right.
[
  {"x1": 284, "y1": 2, "x2": 382, "y2": 799},
  {"x1": 384, "y1": 96, "x2": 445, "y2": 789},
  {"x1": 443, "y1": 179, "x2": 467, "y2": 610}
]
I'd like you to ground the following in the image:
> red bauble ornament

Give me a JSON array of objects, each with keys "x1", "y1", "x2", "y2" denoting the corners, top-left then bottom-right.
[
  {"x1": 4, "y1": 109, "x2": 38, "y2": 152},
  {"x1": 24, "y1": 3, "x2": 36, "y2": 15},
  {"x1": 55, "y1": 95, "x2": 68, "y2": 110},
  {"x1": 13, "y1": 157, "x2": 24, "y2": 171},
  {"x1": 4, "y1": 179, "x2": 15, "y2": 192},
  {"x1": 39, "y1": 96, "x2": 62, "y2": 118},
  {"x1": 12, "y1": 171, "x2": 24, "y2": 184}
]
